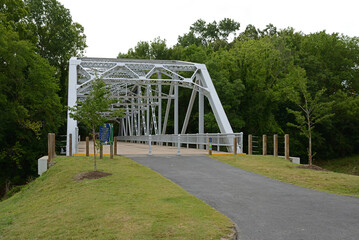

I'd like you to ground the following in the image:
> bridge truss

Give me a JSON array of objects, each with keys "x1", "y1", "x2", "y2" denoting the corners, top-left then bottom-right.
[{"x1": 67, "y1": 57, "x2": 234, "y2": 155}]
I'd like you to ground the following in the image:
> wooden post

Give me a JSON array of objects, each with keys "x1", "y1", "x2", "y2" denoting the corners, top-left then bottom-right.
[
  {"x1": 233, "y1": 137, "x2": 237, "y2": 155},
  {"x1": 273, "y1": 134, "x2": 278, "y2": 157},
  {"x1": 52, "y1": 133, "x2": 56, "y2": 158},
  {"x1": 100, "y1": 144, "x2": 103, "y2": 159},
  {"x1": 248, "y1": 134, "x2": 252, "y2": 155},
  {"x1": 262, "y1": 134, "x2": 267, "y2": 155},
  {"x1": 86, "y1": 136, "x2": 89, "y2": 156},
  {"x1": 110, "y1": 143, "x2": 113, "y2": 159},
  {"x1": 69, "y1": 133, "x2": 72, "y2": 157},
  {"x1": 285, "y1": 134, "x2": 290, "y2": 160},
  {"x1": 114, "y1": 137, "x2": 117, "y2": 155},
  {"x1": 48, "y1": 133, "x2": 52, "y2": 163}
]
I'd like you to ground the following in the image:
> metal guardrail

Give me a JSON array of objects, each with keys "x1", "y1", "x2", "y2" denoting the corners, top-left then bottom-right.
[{"x1": 117, "y1": 133, "x2": 244, "y2": 153}]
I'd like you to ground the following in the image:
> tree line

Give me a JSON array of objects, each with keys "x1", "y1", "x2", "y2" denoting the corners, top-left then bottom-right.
[
  {"x1": 119, "y1": 19, "x2": 359, "y2": 163},
  {"x1": 0, "y1": 0, "x2": 86, "y2": 197}
]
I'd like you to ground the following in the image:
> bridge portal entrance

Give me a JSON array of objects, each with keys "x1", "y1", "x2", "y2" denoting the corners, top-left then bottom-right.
[{"x1": 67, "y1": 57, "x2": 237, "y2": 155}]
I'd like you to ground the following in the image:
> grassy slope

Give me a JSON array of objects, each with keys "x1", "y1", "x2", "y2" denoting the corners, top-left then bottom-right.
[
  {"x1": 317, "y1": 155, "x2": 359, "y2": 176},
  {"x1": 0, "y1": 156, "x2": 233, "y2": 240},
  {"x1": 212, "y1": 155, "x2": 359, "y2": 197}
]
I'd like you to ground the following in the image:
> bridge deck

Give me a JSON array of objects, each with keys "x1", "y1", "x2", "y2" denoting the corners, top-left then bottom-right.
[{"x1": 76, "y1": 141, "x2": 216, "y2": 155}]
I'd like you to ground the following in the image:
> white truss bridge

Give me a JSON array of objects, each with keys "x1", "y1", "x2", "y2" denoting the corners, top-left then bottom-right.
[{"x1": 66, "y1": 57, "x2": 242, "y2": 155}]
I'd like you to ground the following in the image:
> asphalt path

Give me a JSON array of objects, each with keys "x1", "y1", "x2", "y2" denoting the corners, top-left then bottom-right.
[{"x1": 128, "y1": 155, "x2": 359, "y2": 240}]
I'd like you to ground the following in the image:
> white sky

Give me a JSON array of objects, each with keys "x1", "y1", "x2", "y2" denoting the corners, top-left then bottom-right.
[{"x1": 58, "y1": 0, "x2": 359, "y2": 58}]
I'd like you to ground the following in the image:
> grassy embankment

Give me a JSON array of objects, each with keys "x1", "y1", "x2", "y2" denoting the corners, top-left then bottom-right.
[
  {"x1": 316, "y1": 155, "x2": 359, "y2": 176},
  {"x1": 0, "y1": 156, "x2": 234, "y2": 240},
  {"x1": 212, "y1": 155, "x2": 359, "y2": 197}
]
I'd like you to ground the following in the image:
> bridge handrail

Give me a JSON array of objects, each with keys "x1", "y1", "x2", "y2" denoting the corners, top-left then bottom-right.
[{"x1": 117, "y1": 133, "x2": 244, "y2": 153}]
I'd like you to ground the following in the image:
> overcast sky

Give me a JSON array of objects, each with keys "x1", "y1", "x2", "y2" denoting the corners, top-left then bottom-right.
[{"x1": 58, "y1": 0, "x2": 359, "y2": 58}]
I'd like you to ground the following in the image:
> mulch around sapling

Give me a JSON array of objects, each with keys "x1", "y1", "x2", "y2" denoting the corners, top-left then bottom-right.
[
  {"x1": 73, "y1": 171, "x2": 112, "y2": 181},
  {"x1": 296, "y1": 165, "x2": 329, "y2": 171}
]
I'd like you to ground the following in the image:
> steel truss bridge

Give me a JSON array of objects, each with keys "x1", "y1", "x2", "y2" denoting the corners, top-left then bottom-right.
[{"x1": 66, "y1": 57, "x2": 241, "y2": 155}]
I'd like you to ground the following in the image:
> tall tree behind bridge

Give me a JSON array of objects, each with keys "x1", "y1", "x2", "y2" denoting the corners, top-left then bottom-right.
[{"x1": 25, "y1": 0, "x2": 87, "y2": 106}]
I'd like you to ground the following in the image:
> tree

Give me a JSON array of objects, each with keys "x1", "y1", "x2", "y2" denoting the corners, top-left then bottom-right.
[
  {"x1": 24, "y1": 0, "x2": 87, "y2": 106},
  {"x1": 0, "y1": 19, "x2": 63, "y2": 196},
  {"x1": 178, "y1": 18, "x2": 240, "y2": 47},
  {"x1": 285, "y1": 67, "x2": 334, "y2": 166},
  {"x1": 118, "y1": 37, "x2": 169, "y2": 60},
  {"x1": 68, "y1": 78, "x2": 123, "y2": 171}
]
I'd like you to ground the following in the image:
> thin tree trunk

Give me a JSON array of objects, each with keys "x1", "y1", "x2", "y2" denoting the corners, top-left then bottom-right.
[
  {"x1": 92, "y1": 128, "x2": 97, "y2": 171},
  {"x1": 308, "y1": 126, "x2": 312, "y2": 166}
]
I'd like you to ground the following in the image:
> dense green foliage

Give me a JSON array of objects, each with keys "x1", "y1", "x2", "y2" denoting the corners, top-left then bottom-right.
[
  {"x1": 0, "y1": 0, "x2": 86, "y2": 196},
  {"x1": 118, "y1": 19, "x2": 359, "y2": 163}
]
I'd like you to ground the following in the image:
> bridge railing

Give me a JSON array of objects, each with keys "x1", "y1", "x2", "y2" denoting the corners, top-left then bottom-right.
[{"x1": 117, "y1": 133, "x2": 244, "y2": 153}]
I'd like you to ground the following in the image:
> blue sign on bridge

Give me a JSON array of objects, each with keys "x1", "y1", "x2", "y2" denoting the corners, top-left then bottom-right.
[{"x1": 99, "y1": 123, "x2": 113, "y2": 145}]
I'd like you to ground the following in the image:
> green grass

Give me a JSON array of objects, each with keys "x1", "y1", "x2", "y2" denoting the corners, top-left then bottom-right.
[
  {"x1": 211, "y1": 155, "x2": 359, "y2": 197},
  {"x1": 317, "y1": 155, "x2": 359, "y2": 176},
  {"x1": 0, "y1": 156, "x2": 234, "y2": 240}
]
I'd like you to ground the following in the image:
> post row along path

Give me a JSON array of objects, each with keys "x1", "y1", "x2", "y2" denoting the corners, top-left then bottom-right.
[{"x1": 126, "y1": 154, "x2": 359, "y2": 240}]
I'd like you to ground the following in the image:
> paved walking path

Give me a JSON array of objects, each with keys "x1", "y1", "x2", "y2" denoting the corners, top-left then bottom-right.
[{"x1": 128, "y1": 155, "x2": 359, "y2": 240}]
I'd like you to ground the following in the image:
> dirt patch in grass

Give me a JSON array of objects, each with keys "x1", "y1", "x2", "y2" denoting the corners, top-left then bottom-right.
[
  {"x1": 73, "y1": 171, "x2": 112, "y2": 181},
  {"x1": 296, "y1": 165, "x2": 329, "y2": 171}
]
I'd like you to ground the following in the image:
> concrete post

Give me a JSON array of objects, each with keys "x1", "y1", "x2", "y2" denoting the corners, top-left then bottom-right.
[
  {"x1": 262, "y1": 134, "x2": 267, "y2": 155},
  {"x1": 69, "y1": 134, "x2": 72, "y2": 157},
  {"x1": 273, "y1": 134, "x2": 278, "y2": 157},
  {"x1": 114, "y1": 137, "x2": 117, "y2": 155},
  {"x1": 285, "y1": 134, "x2": 290, "y2": 160},
  {"x1": 48, "y1": 133, "x2": 52, "y2": 163},
  {"x1": 233, "y1": 137, "x2": 237, "y2": 155},
  {"x1": 248, "y1": 134, "x2": 252, "y2": 155},
  {"x1": 86, "y1": 136, "x2": 89, "y2": 156}
]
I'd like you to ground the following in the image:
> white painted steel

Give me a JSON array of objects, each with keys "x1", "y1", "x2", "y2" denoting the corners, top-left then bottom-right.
[
  {"x1": 67, "y1": 57, "x2": 235, "y2": 154},
  {"x1": 118, "y1": 133, "x2": 244, "y2": 153}
]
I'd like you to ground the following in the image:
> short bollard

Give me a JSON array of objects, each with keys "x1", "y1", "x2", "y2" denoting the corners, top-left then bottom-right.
[
  {"x1": 86, "y1": 136, "x2": 89, "y2": 156},
  {"x1": 208, "y1": 137, "x2": 213, "y2": 155},
  {"x1": 148, "y1": 135, "x2": 152, "y2": 156},
  {"x1": 51, "y1": 133, "x2": 56, "y2": 158},
  {"x1": 114, "y1": 137, "x2": 117, "y2": 155},
  {"x1": 177, "y1": 134, "x2": 181, "y2": 156},
  {"x1": 100, "y1": 144, "x2": 103, "y2": 159},
  {"x1": 48, "y1": 133, "x2": 52, "y2": 163},
  {"x1": 69, "y1": 133, "x2": 72, "y2": 157}
]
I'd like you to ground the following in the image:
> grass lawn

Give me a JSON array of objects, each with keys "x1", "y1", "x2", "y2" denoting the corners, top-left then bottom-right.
[
  {"x1": 211, "y1": 155, "x2": 359, "y2": 197},
  {"x1": 317, "y1": 155, "x2": 359, "y2": 176},
  {"x1": 0, "y1": 156, "x2": 234, "y2": 240}
]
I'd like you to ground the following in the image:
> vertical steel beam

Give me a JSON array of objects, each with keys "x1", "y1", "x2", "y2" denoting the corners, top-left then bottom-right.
[
  {"x1": 146, "y1": 85, "x2": 150, "y2": 135},
  {"x1": 198, "y1": 89, "x2": 204, "y2": 134},
  {"x1": 174, "y1": 84, "x2": 179, "y2": 135},
  {"x1": 158, "y1": 73, "x2": 162, "y2": 135},
  {"x1": 162, "y1": 84, "x2": 173, "y2": 134},
  {"x1": 137, "y1": 86, "x2": 141, "y2": 136},
  {"x1": 67, "y1": 57, "x2": 79, "y2": 156}
]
